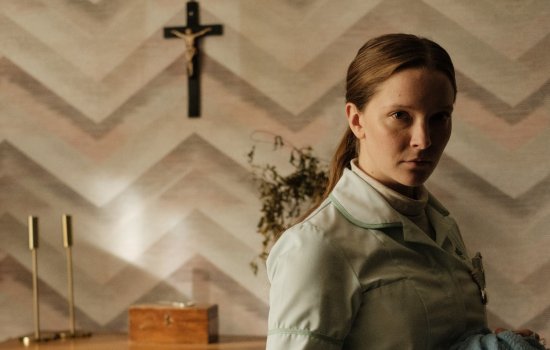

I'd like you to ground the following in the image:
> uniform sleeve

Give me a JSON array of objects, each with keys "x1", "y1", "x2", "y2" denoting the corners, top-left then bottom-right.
[{"x1": 266, "y1": 223, "x2": 362, "y2": 350}]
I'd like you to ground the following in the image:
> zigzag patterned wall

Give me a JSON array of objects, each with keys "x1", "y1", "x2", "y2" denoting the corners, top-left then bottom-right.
[{"x1": 0, "y1": 0, "x2": 549, "y2": 341}]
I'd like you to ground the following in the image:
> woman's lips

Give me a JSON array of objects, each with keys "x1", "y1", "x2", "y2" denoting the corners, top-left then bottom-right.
[{"x1": 402, "y1": 159, "x2": 433, "y2": 167}]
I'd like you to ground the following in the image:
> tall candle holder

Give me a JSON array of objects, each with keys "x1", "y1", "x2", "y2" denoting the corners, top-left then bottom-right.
[
  {"x1": 56, "y1": 214, "x2": 92, "y2": 339},
  {"x1": 19, "y1": 216, "x2": 59, "y2": 345}
]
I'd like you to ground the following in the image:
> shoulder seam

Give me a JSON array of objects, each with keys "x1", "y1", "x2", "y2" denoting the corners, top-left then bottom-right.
[{"x1": 301, "y1": 200, "x2": 331, "y2": 223}]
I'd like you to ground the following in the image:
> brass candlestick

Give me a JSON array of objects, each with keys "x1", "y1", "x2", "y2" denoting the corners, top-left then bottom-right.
[
  {"x1": 56, "y1": 215, "x2": 91, "y2": 339},
  {"x1": 19, "y1": 216, "x2": 59, "y2": 345},
  {"x1": 30, "y1": 216, "x2": 39, "y2": 339}
]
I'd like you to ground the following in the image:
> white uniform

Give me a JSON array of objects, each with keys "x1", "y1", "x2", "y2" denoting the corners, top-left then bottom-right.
[{"x1": 267, "y1": 166, "x2": 487, "y2": 349}]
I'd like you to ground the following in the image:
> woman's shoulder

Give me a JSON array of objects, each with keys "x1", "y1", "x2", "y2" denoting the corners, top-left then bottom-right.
[
  {"x1": 276, "y1": 198, "x2": 350, "y2": 245},
  {"x1": 266, "y1": 208, "x2": 365, "y2": 288},
  {"x1": 267, "y1": 199, "x2": 388, "y2": 274},
  {"x1": 266, "y1": 202, "x2": 346, "y2": 264}
]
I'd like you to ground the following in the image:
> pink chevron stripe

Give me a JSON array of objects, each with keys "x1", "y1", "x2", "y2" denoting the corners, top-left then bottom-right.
[
  {"x1": 456, "y1": 93, "x2": 550, "y2": 150},
  {"x1": 0, "y1": 79, "x2": 127, "y2": 161}
]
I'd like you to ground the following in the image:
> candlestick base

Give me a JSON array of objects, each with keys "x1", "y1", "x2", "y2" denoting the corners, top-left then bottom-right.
[
  {"x1": 57, "y1": 330, "x2": 93, "y2": 339},
  {"x1": 19, "y1": 332, "x2": 59, "y2": 346}
]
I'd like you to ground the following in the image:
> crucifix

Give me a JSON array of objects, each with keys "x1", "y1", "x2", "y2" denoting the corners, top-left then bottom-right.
[{"x1": 164, "y1": 0, "x2": 223, "y2": 117}]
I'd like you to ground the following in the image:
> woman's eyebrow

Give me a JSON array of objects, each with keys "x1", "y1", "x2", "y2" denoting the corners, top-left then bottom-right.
[
  {"x1": 383, "y1": 104, "x2": 415, "y2": 110},
  {"x1": 384, "y1": 104, "x2": 454, "y2": 111}
]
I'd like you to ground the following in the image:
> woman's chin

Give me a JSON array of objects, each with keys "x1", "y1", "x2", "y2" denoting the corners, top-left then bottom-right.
[{"x1": 400, "y1": 169, "x2": 434, "y2": 186}]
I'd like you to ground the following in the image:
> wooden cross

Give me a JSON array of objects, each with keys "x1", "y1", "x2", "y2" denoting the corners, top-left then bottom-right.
[{"x1": 164, "y1": 0, "x2": 223, "y2": 118}]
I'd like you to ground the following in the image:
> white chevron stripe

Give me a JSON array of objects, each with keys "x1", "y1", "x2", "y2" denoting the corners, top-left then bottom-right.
[
  {"x1": 45, "y1": 0, "x2": 130, "y2": 33},
  {"x1": 201, "y1": 0, "x2": 383, "y2": 70},
  {"x1": 423, "y1": 0, "x2": 550, "y2": 59},
  {"x1": 0, "y1": 0, "x2": 185, "y2": 79},
  {"x1": 0, "y1": 13, "x2": 184, "y2": 122}
]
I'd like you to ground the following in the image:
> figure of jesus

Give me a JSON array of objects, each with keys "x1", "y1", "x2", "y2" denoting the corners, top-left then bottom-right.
[{"x1": 171, "y1": 28, "x2": 212, "y2": 76}]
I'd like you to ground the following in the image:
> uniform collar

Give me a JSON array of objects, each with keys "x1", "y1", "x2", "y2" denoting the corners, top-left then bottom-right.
[
  {"x1": 329, "y1": 168, "x2": 402, "y2": 229},
  {"x1": 329, "y1": 168, "x2": 456, "y2": 251},
  {"x1": 350, "y1": 159, "x2": 430, "y2": 217}
]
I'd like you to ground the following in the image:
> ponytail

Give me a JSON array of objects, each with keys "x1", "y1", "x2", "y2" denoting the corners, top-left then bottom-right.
[
  {"x1": 296, "y1": 128, "x2": 358, "y2": 222},
  {"x1": 323, "y1": 129, "x2": 358, "y2": 199}
]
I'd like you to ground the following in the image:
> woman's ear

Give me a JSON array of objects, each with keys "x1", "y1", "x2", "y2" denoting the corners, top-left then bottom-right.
[{"x1": 346, "y1": 102, "x2": 365, "y2": 139}]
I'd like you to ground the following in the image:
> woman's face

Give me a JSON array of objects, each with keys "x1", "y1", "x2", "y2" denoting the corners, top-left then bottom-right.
[{"x1": 346, "y1": 68, "x2": 455, "y2": 196}]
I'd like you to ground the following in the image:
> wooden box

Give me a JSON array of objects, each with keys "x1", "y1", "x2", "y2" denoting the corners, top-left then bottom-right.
[{"x1": 128, "y1": 304, "x2": 218, "y2": 344}]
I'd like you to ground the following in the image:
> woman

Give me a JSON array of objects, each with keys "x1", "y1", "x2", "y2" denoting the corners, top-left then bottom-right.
[{"x1": 266, "y1": 34, "x2": 545, "y2": 350}]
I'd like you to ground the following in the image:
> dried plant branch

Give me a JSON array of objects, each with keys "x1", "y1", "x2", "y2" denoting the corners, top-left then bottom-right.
[{"x1": 247, "y1": 133, "x2": 328, "y2": 275}]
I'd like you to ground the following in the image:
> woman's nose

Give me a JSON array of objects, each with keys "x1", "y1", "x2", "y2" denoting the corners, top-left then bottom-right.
[{"x1": 410, "y1": 122, "x2": 431, "y2": 149}]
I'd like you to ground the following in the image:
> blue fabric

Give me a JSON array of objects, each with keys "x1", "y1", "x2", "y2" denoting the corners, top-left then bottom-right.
[{"x1": 451, "y1": 328, "x2": 546, "y2": 350}]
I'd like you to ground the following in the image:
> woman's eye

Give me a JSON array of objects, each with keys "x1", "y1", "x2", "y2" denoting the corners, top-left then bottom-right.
[
  {"x1": 390, "y1": 111, "x2": 410, "y2": 120},
  {"x1": 432, "y1": 112, "x2": 452, "y2": 122}
]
